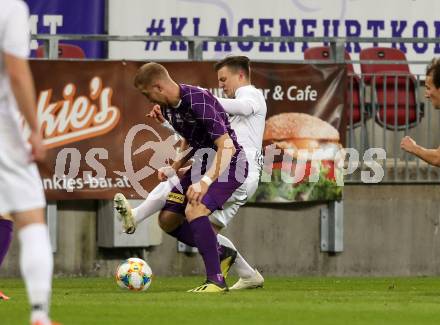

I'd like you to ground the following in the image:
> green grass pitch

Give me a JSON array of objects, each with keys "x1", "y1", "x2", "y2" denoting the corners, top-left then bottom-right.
[{"x1": 1, "y1": 276, "x2": 440, "y2": 324}]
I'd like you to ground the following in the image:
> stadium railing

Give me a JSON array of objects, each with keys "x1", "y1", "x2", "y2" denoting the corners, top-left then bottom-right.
[{"x1": 31, "y1": 34, "x2": 440, "y2": 184}]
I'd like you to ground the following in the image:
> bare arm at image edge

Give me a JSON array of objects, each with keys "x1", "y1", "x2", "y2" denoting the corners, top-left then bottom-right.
[
  {"x1": 2, "y1": 3, "x2": 45, "y2": 161},
  {"x1": 408, "y1": 145, "x2": 440, "y2": 167},
  {"x1": 4, "y1": 54, "x2": 39, "y2": 132},
  {"x1": 401, "y1": 136, "x2": 440, "y2": 167}
]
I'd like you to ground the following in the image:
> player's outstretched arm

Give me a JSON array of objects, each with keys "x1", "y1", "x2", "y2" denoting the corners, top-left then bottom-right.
[
  {"x1": 147, "y1": 104, "x2": 178, "y2": 133},
  {"x1": 159, "y1": 138, "x2": 193, "y2": 181},
  {"x1": 401, "y1": 136, "x2": 440, "y2": 167},
  {"x1": 173, "y1": 138, "x2": 192, "y2": 169},
  {"x1": 217, "y1": 97, "x2": 255, "y2": 116}
]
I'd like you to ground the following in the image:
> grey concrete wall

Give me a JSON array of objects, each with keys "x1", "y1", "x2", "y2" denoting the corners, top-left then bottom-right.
[{"x1": 2, "y1": 184, "x2": 440, "y2": 277}]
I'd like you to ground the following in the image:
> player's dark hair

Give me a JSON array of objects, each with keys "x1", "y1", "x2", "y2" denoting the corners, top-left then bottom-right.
[
  {"x1": 134, "y1": 62, "x2": 169, "y2": 88},
  {"x1": 426, "y1": 58, "x2": 440, "y2": 88},
  {"x1": 214, "y1": 56, "x2": 251, "y2": 80}
]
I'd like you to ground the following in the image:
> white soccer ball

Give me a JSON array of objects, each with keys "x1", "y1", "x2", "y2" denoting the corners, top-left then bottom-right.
[{"x1": 115, "y1": 258, "x2": 152, "y2": 291}]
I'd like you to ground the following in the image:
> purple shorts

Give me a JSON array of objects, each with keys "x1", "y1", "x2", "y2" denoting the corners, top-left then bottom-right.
[{"x1": 163, "y1": 149, "x2": 248, "y2": 214}]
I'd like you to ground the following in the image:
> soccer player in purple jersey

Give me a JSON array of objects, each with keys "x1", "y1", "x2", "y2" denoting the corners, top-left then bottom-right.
[{"x1": 134, "y1": 62, "x2": 248, "y2": 292}]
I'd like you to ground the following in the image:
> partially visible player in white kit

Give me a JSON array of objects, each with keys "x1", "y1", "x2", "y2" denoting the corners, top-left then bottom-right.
[
  {"x1": 0, "y1": 1, "x2": 57, "y2": 324},
  {"x1": 115, "y1": 56, "x2": 266, "y2": 289}
]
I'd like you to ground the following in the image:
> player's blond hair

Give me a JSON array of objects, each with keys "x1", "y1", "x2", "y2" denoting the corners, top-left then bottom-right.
[{"x1": 134, "y1": 62, "x2": 170, "y2": 88}]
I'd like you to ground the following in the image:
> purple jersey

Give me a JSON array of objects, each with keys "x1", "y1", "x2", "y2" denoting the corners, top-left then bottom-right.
[{"x1": 161, "y1": 84, "x2": 241, "y2": 151}]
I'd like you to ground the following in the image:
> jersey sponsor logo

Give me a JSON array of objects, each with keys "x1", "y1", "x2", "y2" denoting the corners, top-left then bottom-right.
[
  {"x1": 27, "y1": 77, "x2": 121, "y2": 149},
  {"x1": 167, "y1": 192, "x2": 185, "y2": 204}
]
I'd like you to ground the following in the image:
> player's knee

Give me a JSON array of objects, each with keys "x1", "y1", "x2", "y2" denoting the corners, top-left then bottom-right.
[
  {"x1": 184, "y1": 205, "x2": 196, "y2": 221},
  {"x1": 158, "y1": 212, "x2": 180, "y2": 233},
  {"x1": 185, "y1": 204, "x2": 210, "y2": 222}
]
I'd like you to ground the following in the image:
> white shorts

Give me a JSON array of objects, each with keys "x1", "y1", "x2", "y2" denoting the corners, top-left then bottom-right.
[
  {"x1": 0, "y1": 108, "x2": 46, "y2": 215},
  {"x1": 209, "y1": 164, "x2": 261, "y2": 228}
]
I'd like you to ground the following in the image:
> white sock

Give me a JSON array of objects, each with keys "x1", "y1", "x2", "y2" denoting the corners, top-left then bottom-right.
[
  {"x1": 19, "y1": 223, "x2": 53, "y2": 325},
  {"x1": 132, "y1": 177, "x2": 175, "y2": 224},
  {"x1": 217, "y1": 233, "x2": 256, "y2": 279}
]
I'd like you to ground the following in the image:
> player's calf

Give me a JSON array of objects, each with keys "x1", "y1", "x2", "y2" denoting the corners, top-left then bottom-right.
[{"x1": 185, "y1": 203, "x2": 226, "y2": 291}]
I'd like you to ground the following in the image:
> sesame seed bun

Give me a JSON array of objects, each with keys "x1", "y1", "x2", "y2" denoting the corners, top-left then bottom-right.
[
  {"x1": 263, "y1": 113, "x2": 341, "y2": 160},
  {"x1": 264, "y1": 113, "x2": 340, "y2": 142}
]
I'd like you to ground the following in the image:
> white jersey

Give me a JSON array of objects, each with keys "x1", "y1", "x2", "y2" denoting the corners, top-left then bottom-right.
[
  {"x1": 0, "y1": 0, "x2": 45, "y2": 214},
  {"x1": 211, "y1": 85, "x2": 267, "y2": 227},
  {"x1": 218, "y1": 85, "x2": 267, "y2": 166}
]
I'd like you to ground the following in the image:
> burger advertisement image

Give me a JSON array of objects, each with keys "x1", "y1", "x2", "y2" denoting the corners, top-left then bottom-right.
[
  {"x1": 249, "y1": 62, "x2": 346, "y2": 203},
  {"x1": 250, "y1": 112, "x2": 343, "y2": 203}
]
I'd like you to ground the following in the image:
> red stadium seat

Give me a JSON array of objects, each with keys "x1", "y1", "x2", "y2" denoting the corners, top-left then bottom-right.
[
  {"x1": 359, "y1": 47, "x2": 423, "y2": 130},
  {"x1": 36, "y1": 44, "x2": 86, "y2": 59},
  {"x1": 304, "y1": 46, "x2": 366, "y2": 128}
]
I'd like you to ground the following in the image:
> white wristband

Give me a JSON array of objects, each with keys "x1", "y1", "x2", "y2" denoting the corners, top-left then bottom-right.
[
  {"x1": 201, "y1": 175, "x2": 213, "y2": 186},
  {"x1": 159, "y1": 166, "x2": 176, "y2": 178}
]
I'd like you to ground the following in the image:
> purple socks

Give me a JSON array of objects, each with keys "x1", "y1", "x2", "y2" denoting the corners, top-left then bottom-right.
[
  {"x1": 0, "y1": 219, "x2": 13, "y2": 267},
  {"x1": 167, "y1": 217, "x2": 224, "y2": 285},
  {"x1": 168, "y1": 220, "x2": 196, "y2": 247},
  {"x1": 189, "y1": 216, "x2": 224, "y2": 285}
]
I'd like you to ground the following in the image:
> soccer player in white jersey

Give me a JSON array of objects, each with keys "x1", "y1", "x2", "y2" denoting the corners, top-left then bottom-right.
[
  {"x1": 115, "y1": 56, "x2": 266, "y2": 289},
  {"x1": 0, "y1": 1, "x2": 57, "y2": 324}
]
